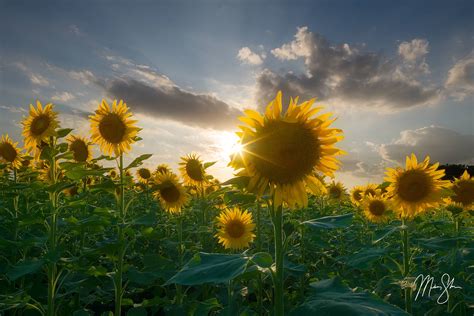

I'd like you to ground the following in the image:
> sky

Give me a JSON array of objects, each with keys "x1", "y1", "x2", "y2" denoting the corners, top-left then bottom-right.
[{"x1": 1, "y1": 0, "x2": 473, "y2": 187}]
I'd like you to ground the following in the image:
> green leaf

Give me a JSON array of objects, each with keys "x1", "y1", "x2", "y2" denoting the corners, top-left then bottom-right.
[
  {"x1": 166, "y1": 252, "x2": 248, "y2": 285},
  {"x1": 203, "y1": 161, "x2": 216, "y2": 169},
  {"x1": 221, "y1": 176, "x2": 250, "y2": 189},
  {"x1": 7, "y1": 259, "x2": 45, "y2": 281},
  {"x1": 56, "y1": 128, "x2": 74, "y2": 138},
  {"x1": 250, "y1": 252, "x2": 273, "y2": 268},
  {"x1": 339, "y1": 248, "x2": 387, "y2": 269},
  {"x1": 126, "y1": 307, "x2": 147, "y2": 316},
  {"x1": 290, "y1": 277, "x2": 408, "y2": 315},
  {"x1": 416, "y1": 236, "x2": 468, "y2": 251},
  {"x1": 125, "y1": 154, "x2": 152, "y2": 170},
  {"x1": 45, "y1": 181, "x2": 75, "y2": 194},
  {"x1": 373, "y1": 225, "x2": 401, "y2": 244},
  {"x1": 303, "y1": 213, "x2": 353, "y2": 229}
]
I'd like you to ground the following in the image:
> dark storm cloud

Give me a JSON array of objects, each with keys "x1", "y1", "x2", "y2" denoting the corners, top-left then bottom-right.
[
  {"x1": 103, "y1": 78, "x2": 241, "y2": 130},
  {"x1": 257, "y1": 27, "x2": 440, "y2": 110},
  {"x1": 380, "y1": 126, "x2": 474, "y2": 164}
]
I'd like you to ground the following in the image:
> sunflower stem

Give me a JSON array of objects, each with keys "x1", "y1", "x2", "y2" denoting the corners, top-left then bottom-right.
[
  {"x1": 47, "y1": 137, "x2": 58, "y2": 316},
  {"x1": 256, "y1": 201, "x2": 263, "y2": 315},
  {"x1": 402, "y1": 218, "x2": 412, "y2": 314},
  {"x1": 176, "y1": 214, "x2": 184, "y2": 305},
  {"x1": 114, "y1": 154, "x2": 125, "y2": 316},
  {"x1": 271, "y1": 202, "x2": 284, "y2": 316}
]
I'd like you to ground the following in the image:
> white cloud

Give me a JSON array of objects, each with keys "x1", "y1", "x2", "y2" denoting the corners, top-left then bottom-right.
[
  {"x1": 237, "y1": 47, "x2": 265, "y2": 65},
  {"x1": 51, "y1": 92, "x2": 75, "y2": 102},
  {"x1": 271, "y1": 27, "x2": 313, "y2": 61},
  {"x1": 398, "y1": 39, "x2": 429, "y2": 62},
  {"x1": 68, "y1": 70, "x2": 96, "y2": 85},
  {"x1": 29, "y1": 73, "x2": 50, "y2": 87},
  {"x1": 445, "y1": 53, "x2": 474, "y2": 100}
]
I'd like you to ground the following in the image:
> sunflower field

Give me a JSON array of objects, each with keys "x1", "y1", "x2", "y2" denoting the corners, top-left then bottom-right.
[{"x1": 0, "y1": 93, "x2": 473, "y2": 316}]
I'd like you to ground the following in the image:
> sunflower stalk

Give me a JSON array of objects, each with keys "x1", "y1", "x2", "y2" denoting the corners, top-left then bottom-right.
[
  {"x1": 401, "y1": 218, "x2": 412, "y2": 314},
  {"x1": 114, "y1": 154, "x2": 126, "y2": 316},
  {"x1": 256, "y1": 201, "x2": 263, "y2": 315},
  {"x1": 271, "y1": 202, "x2": 284, "y2": 316},
  {"x1": 47, "y1": 136, "x2": 59, "y2": 316},
  {"x1": 176, "y1": 214, "x2": 184, "y2": 305}
]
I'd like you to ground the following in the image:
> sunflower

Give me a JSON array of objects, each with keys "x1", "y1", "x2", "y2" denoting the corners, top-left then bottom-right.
[
  {"x1": 22, "y1": 101, "x2": 59, "y2": 152},
  {"x1": 362, "y1": 194, "x2": 391, "y2": 223},
  {"x1": 215, "y1": 207, "x2": 255, "y2": 250},
  {"x1": 0, "y1": 135, "x2": 23, "y2": 169},
  {"x1": 179, "y1": 154, "x2": 207, "y2": 186},
  {"x1": 350, "y1": 185, "x2": 365, "y2": 206},
  {"x1": 385, "y1": 154, "x2": 449, "y2": 218},
  {"x1": 229, "y1": 91, "x2": 344, "y2": 208},
  {"x1": 446, "y1": 170, "x2": 474, "y2": 210},
  {"x1": 362, "y1": 184, "x2": 381, "y2": 198},
  {"x1": 154, "y1": 172, "x2": 188, "y2": 213},
  {"x1": 89, "y1": 100, "x2": 139, "y2": 156},
  {"x1": 155, "y1": 163, "x2": 172, "y2": 175},
  {"x1": 327, "y1": 181, "x2": 346, "y2": 201},
  {"x1": 109, "y1": 169, "x2": 118, "y2": 179},
  {"x1": 136, "y1": 167, "x2": 152, "y2": 184},
  {"x1": 67, "y1": 135, "x2": 92, "y2": 162}
]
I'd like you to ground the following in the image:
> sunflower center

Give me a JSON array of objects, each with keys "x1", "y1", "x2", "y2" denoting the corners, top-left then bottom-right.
[
  {"x1": 364, "y1": 189, "x2": 376, "y2": 197},
  {"x1": 0, "y1": 143, "x2": 18, "y2": 162},
  {"x1": 225, "y1": 220, "x2": 245, "y2": 238},
  {"x1": 329, "y1": 187, "x2": 342, "y2": 199},
  {"x1": 353, "y1": 190, "x2": 362, "y2": 201},
  {"x1": 245, "y1": 120, "x2": 320, "y2": 184},
  {"x1": 70, "y1": 140, "x2": 89, "y2": 162},
  {"x1": 160, "y1": 181, "x2": 180, "y2": 203},
  {"x1": 452, "y1": 181, "x2": 474, "y2": 206},
  {"x1": 30, "y1": 115, "x2": 51, "y2": 136},
  {"x1": 397, "y1": 170, "x2": 432, "y2": 202},
  {"x1": 369, "y1": 200, "x2": 386, "y2": 216},
  {"x1": 186, "y1": 160, "x2": 204, "y2": 181},
  {"x1": 98, "y1": 113, "x2": 126, "y2": 144},
  {"x1": 138, "y1": 168, "x2": 151, "y2": 179}
]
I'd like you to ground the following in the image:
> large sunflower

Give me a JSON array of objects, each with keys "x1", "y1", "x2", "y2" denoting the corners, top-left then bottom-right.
[
  {"x1": 350, "y1": 185, "x2": 365, "y2": 206},
  {"x1": 154, "y1": 172, "x2": 188, "y2": 213},
  {"x1": 22, "y1": 101, "x2": 59, "y2": 152},
  {"x1": 0, "y1": 135, "x2": 23, "y2": 169},
  {"x1": 447, "y1": 170, "x2": 474, "y2": 210},
  {"x1": 215, "y1": 207, "x2": 255, "y2": 250},
  {"x1": 179, "y1": 154, "x2": 207, "y2": 186},
  {"x1": 89, "y1": 100, "x2": 139, "y2": 156},
  {"x1": 362, "y1": 194, "x2": 391, "y2": 223},
  {"x1": 230, "y1": 91, "x2": 344, "y2": 208},
  {"x1": 385, "y1": 154, "x2": 449, "y2": 218},
  {"x1": 136, "y1": 167, "x2": 152, "y2": 184},
  {"x1": 67, "y1": 135, "x2": 92, "y2": 162}
]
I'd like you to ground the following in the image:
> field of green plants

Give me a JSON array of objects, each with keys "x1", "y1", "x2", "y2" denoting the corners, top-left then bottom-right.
[{"x1": 0, "y1": 95, "x2": 473, "y2": 315}]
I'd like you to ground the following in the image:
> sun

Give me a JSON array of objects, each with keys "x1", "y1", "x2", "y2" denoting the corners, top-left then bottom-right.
[{"x1": 217, "y1": 132, "x2": 243, "y2": 160}]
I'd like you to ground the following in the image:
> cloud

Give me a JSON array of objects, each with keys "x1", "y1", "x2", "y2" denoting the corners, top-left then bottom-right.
[
  {"x1": 445, "y1": 53, "x2": 474, "y2": 100},
  {"x1": 29, "y1": 73, "x2": 50, "y2": 87},
  {"x1": 258, "y1": 27, "x2": 440, "y2": 111},
  {"x1": 68, "y1": 70, "x2": 96, "y2": 85},
  {"x1": 94, "y1": 54, "x2": 242, "y2": 130},
  {"x1": 398, "y1": 39, "x2": 429, "y2": 62},
  {"x1": 51, "y1": 92, "x2": 75, "y2": 102},
  {"x1": 102, "y1": 78, "x2": 241, "y2": 130},
  {"x1": 379, "y1": 126, "x2": 474, "y2": 164},
  {"x1": 237, "y1": 47, "x2": 265, "y2": 65}
]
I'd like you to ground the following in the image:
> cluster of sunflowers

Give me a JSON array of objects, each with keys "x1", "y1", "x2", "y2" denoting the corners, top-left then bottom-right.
[{"x1": 0, "y1": 92, "x2": 473, "y2": 316}]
